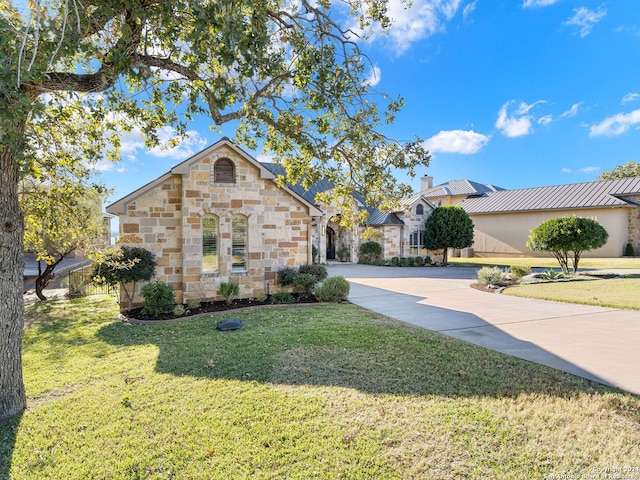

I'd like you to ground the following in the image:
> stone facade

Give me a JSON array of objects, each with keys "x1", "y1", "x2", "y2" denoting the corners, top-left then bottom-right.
[
  {"x1": 108, "y1": 140, "x2": 321, "y2": 307},
  {"x1": 621, "y1": 194, "x2": 640, "y2": 255}
]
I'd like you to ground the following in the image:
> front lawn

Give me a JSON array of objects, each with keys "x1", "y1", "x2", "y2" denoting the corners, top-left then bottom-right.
[
  {"x1": 2, "y1": 295, "x2": 639, "y2": 479},
  {"x1": 503, "y1": 277, "x2": 640, "y2": 310},
  {"x1": 449, "y1": 256, "x2": 640, "y2": 270}
]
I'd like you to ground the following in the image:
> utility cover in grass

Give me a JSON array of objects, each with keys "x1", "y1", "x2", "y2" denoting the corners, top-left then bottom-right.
[{"x1": 216, "y1": 318, "x2": 243, "y2": 331}]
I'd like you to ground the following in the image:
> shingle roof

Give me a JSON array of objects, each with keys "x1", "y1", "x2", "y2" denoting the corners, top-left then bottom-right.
[
  {"x1": 422, "y1": 179, "x2": 504, "y2": 198},
  {"x1": 460, "y1": 177, "x2": 640, "y2": 214},
  {"x1": 260, "y1": 162, "x2": 403, "y2": 226}
]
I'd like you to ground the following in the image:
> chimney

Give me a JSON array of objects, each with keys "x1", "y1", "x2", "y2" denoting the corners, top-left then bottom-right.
[{"x1": 421, "y1": 175, "x2": 433, "y2": 191}]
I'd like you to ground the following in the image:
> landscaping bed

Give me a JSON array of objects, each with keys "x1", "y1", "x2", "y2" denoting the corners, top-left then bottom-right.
[{"x1": 124, "y1": 294, "x2": 320, "y2": 322}]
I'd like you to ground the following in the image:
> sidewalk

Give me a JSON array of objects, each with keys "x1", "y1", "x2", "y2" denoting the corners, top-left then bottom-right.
[{"x1": 328, "y1": 263, "x2": 640, "y2": 395}]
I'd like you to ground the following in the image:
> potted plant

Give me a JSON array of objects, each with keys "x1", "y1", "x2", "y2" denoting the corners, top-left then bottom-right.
[{"x1": 337, "y1": 244, "x2": 350, "y2": 262}]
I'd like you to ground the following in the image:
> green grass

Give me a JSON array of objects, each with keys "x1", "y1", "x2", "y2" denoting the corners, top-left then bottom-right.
[
  {"x1": 1, "y1": 295, "x2": 639, "y2": 479},
  {"x1": 503, "y1": 277, "x2": 640, "y2": 310},
  {"x1": 449, "y1": 256, "x2": 640, "y2": 270}
]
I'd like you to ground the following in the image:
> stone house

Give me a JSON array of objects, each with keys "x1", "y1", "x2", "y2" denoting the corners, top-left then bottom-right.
[{"x1": 107, "y1": 138, "x2": 438, "y2": 304}]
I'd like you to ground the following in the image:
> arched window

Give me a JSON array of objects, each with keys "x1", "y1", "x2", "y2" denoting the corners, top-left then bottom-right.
[
  {"x1": 416, "y1": 204, "x2": 424, "y2": 215},
  {"x1": 232, "y1": 214, "x2": 247, "y2": 271},
  {"x1": 202, "y1": 215, "x2": 218, "y2": 271},
  {"x1": 214, "y1": 158, "x2": 235, "y2": 183}
]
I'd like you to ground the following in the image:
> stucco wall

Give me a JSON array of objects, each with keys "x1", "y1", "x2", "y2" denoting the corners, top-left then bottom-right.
[{"x1": 470, "y1": 207, "x2": 632, "y2": 258}]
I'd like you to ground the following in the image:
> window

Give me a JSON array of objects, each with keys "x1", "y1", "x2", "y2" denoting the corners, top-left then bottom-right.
[
  {"x1": 202, "y1": 215, "x2": 218, "y2": 271},
  {"x1": 232, "y1": 214, "x2": 247, "y2": 271},
  {"x1": 416, "y1": 204, "x2": 424, "y2": 215},
  {"x1": 409, "y1": 230, "x2": 425, "y2": 255},
  {"x1": 214, "y1": 158, "x2": 235, "y2": 183}
]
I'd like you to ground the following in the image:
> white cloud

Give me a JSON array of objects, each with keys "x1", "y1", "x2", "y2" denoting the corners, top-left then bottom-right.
[
  {"x1": 366, "y1": 0, "x2": 463, "y2": 54},
  {"x1": 147, "y1": 127, "x2": 208, "y2": 159},
  {"x1": 561, "y1": 166, "x2": 600, "y2": 174},
  {"x1": 590, "y1": 109, "x2": 640, "y2": 137},
  {"x1": 538, "y1": 115, "x2": 553, "y2": 125},
  {"x1": 561, "y1": 168, "x2": 572, "y2": 173},
  {"x1": 495, "y1": 100, "x2": 547, "y2": 137},
  {"x1": 560, "y1": 102, "x2": 582, "y2": 118},
  {"x1": 622, "y1": 93, "x2": 640, "y2": 104},
  {"x1": 424, "y1": 129, "x2": 490, "y2": 154},
  {"x1": 523, "y1": 0, "x2": 561, "y2": 8},
  {"x1": 564, "y1": 6, "x2": 606, "y2": 37},
  {"x1": 462, "y1": 1, "x2": 478, "y2": 22},
  {"x1": 363, "y1": 66, "x2": 382, "y2": 87}
]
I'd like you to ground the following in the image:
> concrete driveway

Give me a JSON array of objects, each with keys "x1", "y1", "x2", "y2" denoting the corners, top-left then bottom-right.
[{"x1": 327, "y1": 263, "x2": 640, "y2": 396}]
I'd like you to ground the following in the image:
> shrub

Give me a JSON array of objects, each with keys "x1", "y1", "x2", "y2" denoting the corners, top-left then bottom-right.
[
  {"x1": 510, "y1": 265, "x2": 532, "y2": 280},
  {"x1": 140, "y1": 281, "x2": 175, "y2": 314},
  {"x1": 391, "y1": 257, "x2": 399, "y2": 266},
  {"x1": 278, "y1": 267, "x2": 299, "y2": 286},
  {"x1": 625, "y1": 243, "x2": 635, "y2": 256},
  {"x1": 219, "y1": 282, "x2": 240, "y2": 305},
  {"x1": 476, "y1": 266, "x2": 507, "y2": 287},
  {"x1": 400, "y1": 257, "x2": 410, "y2": 267},
  {"x1": 424, "y1": 255, "x2": 432, "y2": 266},
  {"x1": 415, "y1": 256, "x2": 424, "y2": 266},
  {"x1": 186, "y1": 298, "x2": 201, "y2": 309},
  {"x1": 172, "y1": 304, "x2": 186, "y2": 316},
  {"x1": 272, "y1": 291, "x2": 294, "y2": 304},
  {"x1": 299, "y1": 264, "x2": 328, "y2": 282},
  {"x1": 293, "y1": 273, "x2": 317, "y2": 295},
  {"x1": 359, "y1": 241, "x2": 383, "y2": 256},
  {"x1": 312, "y1": 244, "x2": 318, "y2": 263},
  {"x1": 315, "y1": 276, "x2": 350, "y2": 302}
]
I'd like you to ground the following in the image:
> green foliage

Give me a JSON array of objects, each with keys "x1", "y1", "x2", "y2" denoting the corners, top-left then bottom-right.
[
  {"x1": 312, "y1": 245, "x2": 318, "y2": 264},
  {"x1": 477, "y1": 266, "x2": 508, "y2": 287},
  {"x1": 400, "y1": 257, "x2": 410, "y2": 267},
  {"x1": 359, "y1": 241, "x2": 383, "y2": 255},
  {"x1": 219, "y1": 282, "x2": 240, "y2": 305},
  {"x1": 510, "y1": 265, "x2": 532, "y2": 280},
  {"x1": 173, "y1": 304, "x2": 186, "y2": 316},
  {"x1": 337, "y1": 245, "x2": 350, "y2": 260},
  {"x1": 293, "y1": 273, "x2": 318, "y2": 295},
  {"x1": 598, "y1": 162, "x2": 640, "y2": 180},
  {"x1": 424, "y1": 255, "x2": 432, "y2": 266},
  {"x1": 391, "y1": 257, "x2": 399, "y2": 266},
  {"x1": 272, "y1": 291, "x2": 294, "y2": 304},
  {"x1": 299, "y1": 264, "x2": 328, "y2": 282},
  {"x1": 140, "y1": 282, "x2": 175, "y2": 315},
  {"x1": 415, "y1": 256, "x2": 424, "y2": 266},
  {"x1": 186, "y1": 299, "x2": 201, "y2": 309},
  {"x1": 424, "y1": 206, "x2": 474, "y2": 266},
  {"x1": 625, "y1": 243, "x2": 635, "y2": 257},
  {"x1": 527, "y1": 217, "x2": 609, "y2": 273},
  {"x1": 278, "y1": 267, "x2": 299, "y2": 286},
  {"x1": 315, "y1": 276, "x2": 351, "y2": 302}
]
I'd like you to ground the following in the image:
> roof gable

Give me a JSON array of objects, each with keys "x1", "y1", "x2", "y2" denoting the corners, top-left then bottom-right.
[{"x1": 421, "y1": 179, "x2": 504, "y2": 198}]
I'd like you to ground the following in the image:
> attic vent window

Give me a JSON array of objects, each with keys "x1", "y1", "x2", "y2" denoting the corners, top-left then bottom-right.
[{"x1": 214, "y1": 158, "x2": 235, "y2": 183}]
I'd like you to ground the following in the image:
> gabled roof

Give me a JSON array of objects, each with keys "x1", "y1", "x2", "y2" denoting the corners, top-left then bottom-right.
[
  {"x1": 107, "y1": 138, "x2": 321, "y2": 216},
  {"x1": 460, "y1": 177, "x2": 640, "y2": 214},
  {"x1": 399, "y1": 193, "x2": 435, "y2": 210},
  {"x1": 422, "y1": 179, "x2": 504, "y2": 198}
]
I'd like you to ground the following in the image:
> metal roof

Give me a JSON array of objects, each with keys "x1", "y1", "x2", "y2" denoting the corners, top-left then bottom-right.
[
  {"x1": 460, "y1": 177, "x2": 640, "y2": 214},
  {"x1": 421, "y1": 179, "x2": 504, "y2": 198}
]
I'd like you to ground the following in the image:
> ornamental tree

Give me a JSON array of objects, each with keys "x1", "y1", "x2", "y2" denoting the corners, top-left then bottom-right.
[
  {"x1": 423, "y1": 206, "x2": 474, "y2": 266},
  {"x1": 526, "y1": 217, "x2": 609, "y2": 274},
  {"x1": 0, "y1": 1, "x2": 429, "y2": 419}
]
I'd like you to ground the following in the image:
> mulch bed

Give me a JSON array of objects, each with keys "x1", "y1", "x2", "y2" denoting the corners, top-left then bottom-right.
[{"x1": 124, "y1": 294, "x2": 319, "y2": 322}]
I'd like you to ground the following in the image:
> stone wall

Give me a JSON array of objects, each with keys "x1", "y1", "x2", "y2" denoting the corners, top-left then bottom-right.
[
  {"x1": 621, "y1": 195, "x2": 640, "y2": 255},
  {"x1": 117, "y1": 145, "x2": 314, "y2": 306}
]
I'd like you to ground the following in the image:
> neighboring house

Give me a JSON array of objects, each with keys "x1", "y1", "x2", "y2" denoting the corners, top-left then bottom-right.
[{"x1": 459, "y1": 178, "x2": 640, "y2": 257}]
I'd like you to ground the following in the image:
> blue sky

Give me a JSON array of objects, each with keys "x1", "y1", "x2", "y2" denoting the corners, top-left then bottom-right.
[{"x1": 97, "y1": 0, "x2": 640, "y2": 203}]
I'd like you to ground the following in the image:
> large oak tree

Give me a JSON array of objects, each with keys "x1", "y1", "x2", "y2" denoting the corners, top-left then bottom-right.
[{"x1": 0, "y1": 1, "x2": 429, "y2": 418}]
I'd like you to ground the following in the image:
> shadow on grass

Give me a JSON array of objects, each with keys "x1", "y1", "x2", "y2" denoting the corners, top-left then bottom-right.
[
  {"x1": 0, "y1": 412, "x2": 22, "y2": 479},
  {"x1": 97, "y1": 303, "x2": 617, "y2": 399}
]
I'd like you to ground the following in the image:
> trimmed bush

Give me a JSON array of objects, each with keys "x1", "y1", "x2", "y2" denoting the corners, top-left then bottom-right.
[
  {"x1": 272, "y1": 291, "x2": 294, "y2": 304},
  {"x1": 415, "y1": 256, "x2": 424, "y2": 266},
  {"x1": 315, "y1": 276, "x2": 350, "y2": 302},
  {"x1": 476, "y1": 266, "x2": 507, "y2": 287},
  {"x1": 625, "y1": 243, "x2": 635, "y2": 257},
  {"x1": 299, "y1": 264, "x2": 328, "y2": 282},
  {"x1": 391, "y1": 257, "x2": 399, "y2": 266},
  {"x1": 424, "y1": 255, "x2": 432, "y2": 266},
  {"x1": 140, "y1": 281, "x2": 175, "y2": 314},
  {"x1": 278, "y1": 267, "x2": 299, "y2": 286},
  {"x1": 510, "y1": 265, "x2": 532, "y2": 280},
  {"x1": 400, "y1": 257, "x2": 410, "y2": 267},
  {"x1": 219, "y1": 282, "x2": 240, "y2": 305},
  {"x1": 293, "y1": 273, "x2": 317, "y2": 295}
]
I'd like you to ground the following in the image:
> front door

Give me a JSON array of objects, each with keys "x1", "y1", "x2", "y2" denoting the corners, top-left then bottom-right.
[{"x1": 326, "y1": 227, "x2": 336, "y2": 260}]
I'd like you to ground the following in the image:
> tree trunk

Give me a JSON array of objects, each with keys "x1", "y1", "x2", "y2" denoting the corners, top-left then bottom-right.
[
  {"x1": 0, "y1": 139, "x2": 27, "y2": 420},
  {"x1": 35, "y1": 261, "x2": 56, "y2": 301}
]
